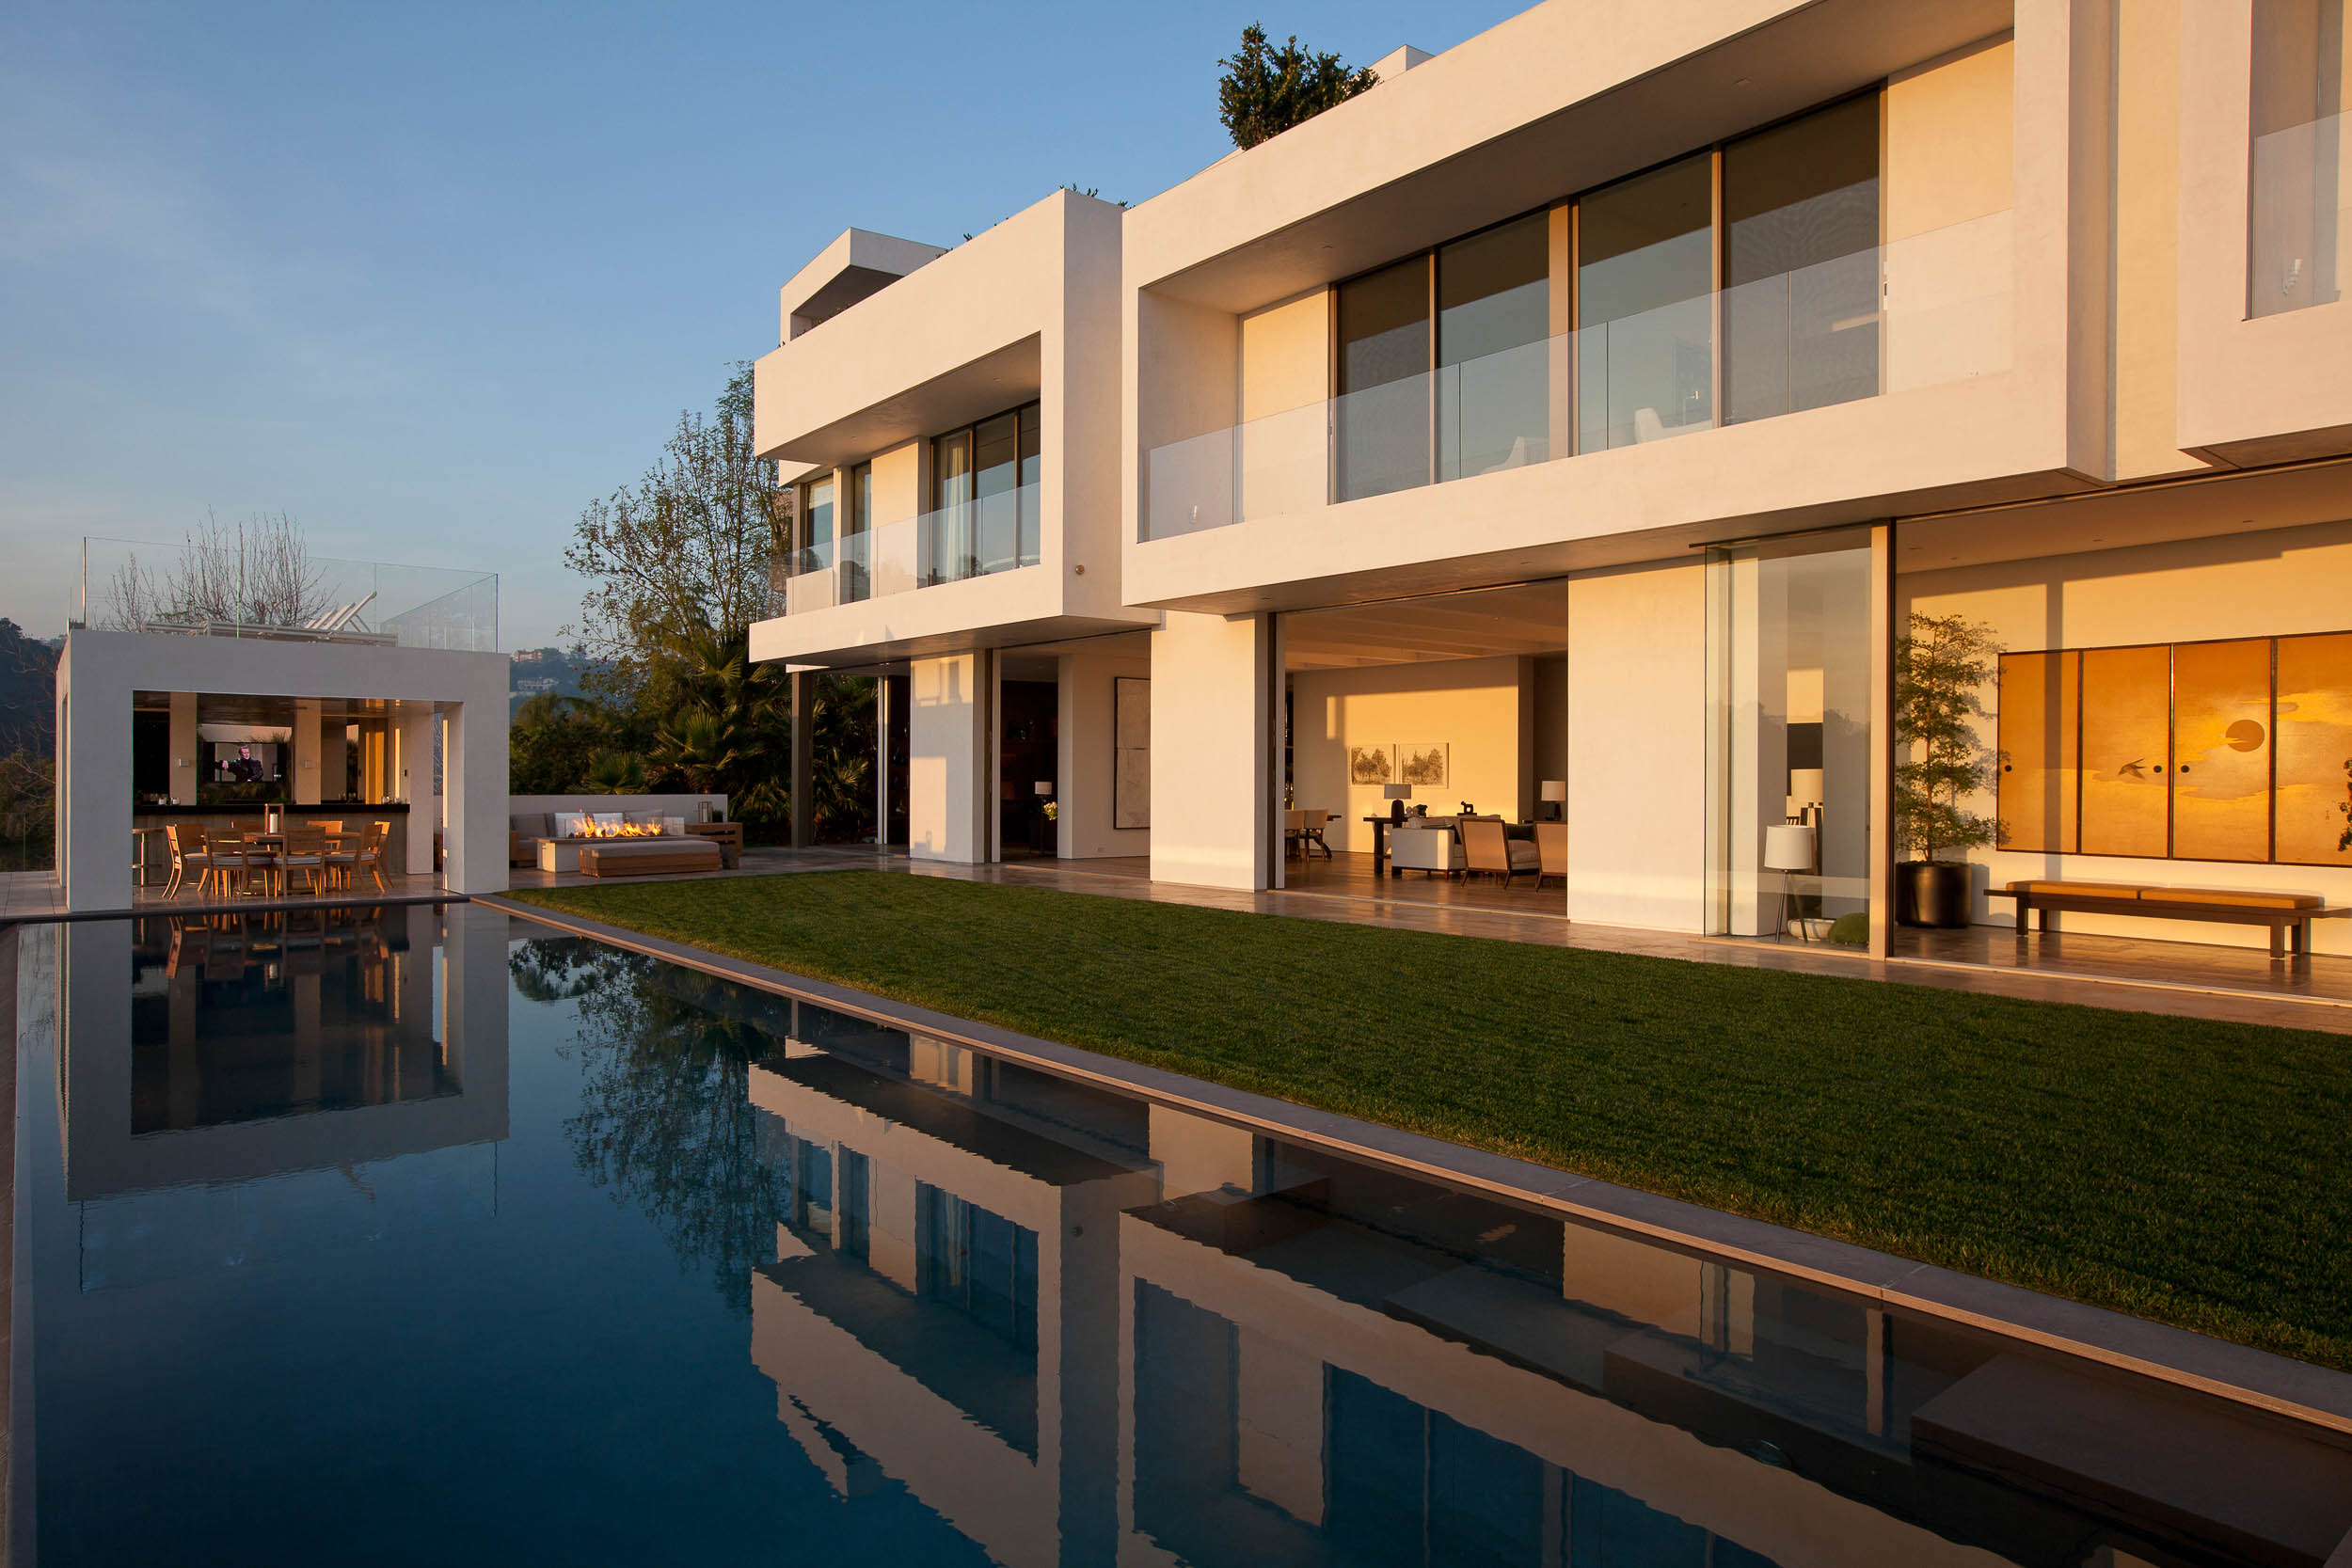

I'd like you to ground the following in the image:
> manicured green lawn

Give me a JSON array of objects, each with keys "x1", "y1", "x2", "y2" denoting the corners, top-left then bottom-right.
[{"x1": 507, "y1": 871, "x2": 2352, "y2": 1370}]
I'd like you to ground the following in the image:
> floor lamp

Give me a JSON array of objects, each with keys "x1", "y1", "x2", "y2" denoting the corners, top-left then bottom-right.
[{"x1": 1763, "y1": 823, "x2": 1816, "y2": 942}]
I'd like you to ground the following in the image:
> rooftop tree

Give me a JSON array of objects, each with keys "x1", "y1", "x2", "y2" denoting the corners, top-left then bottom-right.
[{"x1": 1216, "y1": 24, "x2": 1377, "y2": 150}]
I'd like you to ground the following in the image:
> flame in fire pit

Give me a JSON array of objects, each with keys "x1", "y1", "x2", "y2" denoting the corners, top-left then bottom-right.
[{"x1": 581, "y1": 819, "x2": 664, "y2": 838}]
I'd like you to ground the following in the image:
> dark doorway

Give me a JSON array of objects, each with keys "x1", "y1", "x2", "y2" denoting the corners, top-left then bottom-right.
[
  {"x1": 882, "y1": 674, "x2": 910, "y2": 847},
  {"x1": 999, "y1": 678, "x2": 1057, "y2": 858}
]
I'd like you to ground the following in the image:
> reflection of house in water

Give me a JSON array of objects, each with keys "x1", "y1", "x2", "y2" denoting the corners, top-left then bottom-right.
[
  {"x1": 1121, "y1": 1134, "x2": 2352, "y2": 1568},
  {"x1": 744, "y1": 1006, "x2": 2352, "y2": 1568},
  {"x1": 59, "y1": 906, "x2": 508, "y2": 1279},
  {"x1": 745, "y1": 1004, "x2": 1156, "y2": 1568}
]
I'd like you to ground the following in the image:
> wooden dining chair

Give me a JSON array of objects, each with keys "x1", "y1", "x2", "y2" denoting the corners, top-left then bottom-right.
[
  {"x1": 165, "y1": 823, "x2": 210, "y2": 896},
  {"x1": 347, "y1": 823, "x2": 389, "y2": 893},
  {"x1": 279, "y1": 826, "x2": 329, "y2": 896}
]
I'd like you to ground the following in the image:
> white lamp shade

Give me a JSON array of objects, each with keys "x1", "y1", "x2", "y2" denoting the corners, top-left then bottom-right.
[
  {"x1": 1034, "y1": 781, "x2": 1055, "y2": 796},
  {"x1": 1384, "y1": 784, "x2": 1413, "y2": 800},
  {"x1": 1763, "y1": 823, "x2": 1816, "y2": 872},
  {"x1": 1540, "y1": 779, "x2": 1568, "y2": 802}
]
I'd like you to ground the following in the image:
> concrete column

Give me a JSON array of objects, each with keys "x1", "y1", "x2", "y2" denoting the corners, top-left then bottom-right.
[
  {"x1": 1869, "y1": 522, "x2": 1896, "y2": 959},
  {"x1": 60, "y1": 643, "x2": 132, "y2": 911},
  {"x1": 394, "y1": 705, "x2": 436, "y2": 877},
  {"x1": 908, "y1": 653, "x2": 990, "y2": 863},
  {"x1": 443, "y1": 699, "x2": 508, "y2": 896},
  {"x1": 1148, "y1": 611, "x2": 1270, "y2": 890},
  {"x1": 789, "y1": 671, "x2": 814, "y2": 849},
  {"x1": 320, "y1": 722, "x2": 349, "y2": 804},
  {"x1": 168, "y1": 690, "x2": 199, "y2": 805},
  {"x1": 292, "y1": 699, "x2": 323, "y2": 806}
]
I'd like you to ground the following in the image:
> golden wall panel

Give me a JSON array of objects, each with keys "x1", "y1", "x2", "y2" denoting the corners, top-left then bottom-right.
[
  {"x1": 2171, "y1": 638, "x2": 2274, "y2": 862},
  {"x1": 2276, "y1": 631, "x2": 2352, "y2": 866},
  {"x1": 1997, "y1": 651, "x2": 2079, "y2": 852},
  {"x1": 2078, "y1": 644, "x2": 2172, "y2": 858}
]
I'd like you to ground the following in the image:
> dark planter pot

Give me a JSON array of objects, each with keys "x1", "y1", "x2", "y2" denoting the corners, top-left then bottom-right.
[{"x1": 1896, "y1": 861, "x2": 1974, "y2": 928}]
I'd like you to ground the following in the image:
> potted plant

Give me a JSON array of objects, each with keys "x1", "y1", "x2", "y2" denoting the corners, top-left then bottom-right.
[{"x1": 1894, "y1": 611, "x2": 2006, "y2": 927}]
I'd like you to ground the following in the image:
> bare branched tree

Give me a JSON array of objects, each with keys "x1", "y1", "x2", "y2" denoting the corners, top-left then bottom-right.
[{"x1": 100, "y1": 511, "x2": 330, "y2": 631}]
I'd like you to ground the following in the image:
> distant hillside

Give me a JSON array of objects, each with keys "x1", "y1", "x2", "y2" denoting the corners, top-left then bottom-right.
[
  {"x1": 0, "y1": 620, "x2": 59, "y2": 756},
  {"x1": 509, "y1": 646, "x2": 605, "y2": 714}
]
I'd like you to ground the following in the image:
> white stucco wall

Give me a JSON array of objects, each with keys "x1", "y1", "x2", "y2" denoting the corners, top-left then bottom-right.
[
  {"x1": 1149, "y1": 611, "x2": 1270, "y2": 890},
  {"x1": 1057, "y1": 638, "x2": 1152, "y2": 860},
  {"x1": 1288, "y1": 656, "x2": 1534, "y2": 855},
  {"x1": 909, "y1": 651, "x2": 989, "y2": 863},
  {"x1": 1565, "y1": 562, "x2": 1709, "y2": 931}
]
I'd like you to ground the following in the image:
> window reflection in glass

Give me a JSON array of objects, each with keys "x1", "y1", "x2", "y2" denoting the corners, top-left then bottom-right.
[
  {"x1": 2249, "y1": 0, "x2": 2347, "y2": 316},
  {"x1": 928, "y1": 429, "x2": 972, "y2": 585},
  {"x1": 1578, "y1": 153, "x2": 1714, "y2": 451},
  {"x1": 1438, "y1": 213, "x2": 1550, "y2": 480},
  {"x1": 1336, "y1": 257, "x2": 1433, "y2": 501},
  {"x1": 1724, "y1": 94, "x2": 1882, "y2": 422}
]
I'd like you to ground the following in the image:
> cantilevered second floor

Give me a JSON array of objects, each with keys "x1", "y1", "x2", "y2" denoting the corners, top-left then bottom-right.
[
  {"x1": 749, "y1": 188, "x2": 1156, "y2": 670},
  {"x1": 1120, "y1": 0, "x2": 2111, "y2": 615}
]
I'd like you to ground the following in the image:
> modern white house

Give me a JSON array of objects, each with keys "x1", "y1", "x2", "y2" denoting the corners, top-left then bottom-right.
[{"x1": 749, "y1": 0, "x2": 2352, "y2": 961}]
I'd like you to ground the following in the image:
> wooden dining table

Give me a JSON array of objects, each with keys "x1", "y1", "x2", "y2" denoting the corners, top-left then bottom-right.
[{"x1": 224, "y1": 829, "x2": 360, "y2": 895}]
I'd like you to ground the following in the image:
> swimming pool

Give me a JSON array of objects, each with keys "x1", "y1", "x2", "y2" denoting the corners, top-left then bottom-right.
[{"x1": 9, "y1": 903, "x2": 2350, "y2": 1565}]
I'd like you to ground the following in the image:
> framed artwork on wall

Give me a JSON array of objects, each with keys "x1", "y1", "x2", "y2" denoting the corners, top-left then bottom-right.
[
  {"x1": 1348, "y1": 744, "x2": 1395, "y2": 786},
  {"x1": 1399, "y1": 742, "x2": 1449, "y2": 788},
  {"x1": 1114, "y1": 676, "x2": 1151, "y2": 831}
]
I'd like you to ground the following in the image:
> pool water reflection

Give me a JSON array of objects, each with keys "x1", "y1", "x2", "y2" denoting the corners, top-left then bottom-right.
[{"x1": 14, "y1": 906, "x2": 2352, "y2": 1566}]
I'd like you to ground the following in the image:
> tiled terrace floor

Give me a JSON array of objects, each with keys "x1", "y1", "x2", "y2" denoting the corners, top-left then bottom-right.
[{"x1": 487, "y1": 845, "x2": 2352, "y2": 1035}]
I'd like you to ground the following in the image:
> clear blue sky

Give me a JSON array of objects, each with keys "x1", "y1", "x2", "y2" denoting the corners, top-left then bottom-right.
[{"x1": 1, "y1": 1, "x2": 1525, "y2": 650}]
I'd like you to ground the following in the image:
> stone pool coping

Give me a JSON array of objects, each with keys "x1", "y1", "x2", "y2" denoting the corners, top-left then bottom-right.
[{"x1": 484, "y1": 894, "x2": 2352, "y2": 1441}]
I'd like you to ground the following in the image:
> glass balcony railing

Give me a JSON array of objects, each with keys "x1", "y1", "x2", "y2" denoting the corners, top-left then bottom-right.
[
  {"x1": 1145, "y1": 210, "x2": 2014, "y2": 542},
  {"x1": 770, "y1": 480, "x2": 1041, "y2": 616},
  {"x1": 2250, "y1": 111, "x2": 2349, "y2": 318},
  {"x1": 77, "y1": 537, "x2": 499, "y2": 651}
]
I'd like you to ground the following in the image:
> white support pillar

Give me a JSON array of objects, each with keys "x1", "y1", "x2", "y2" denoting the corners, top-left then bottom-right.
[
  {"x1": 442, "y1": 699, "x2": 507, "y2": 895},
  {"x1": 167, "y1": 690, "x2": 199, "y2": 806},
  {"x1": 394, "y1": 704, "x2": 437, "y2": 877},
  {"x1": 1149, "y1": 610, "x2": 1271, "y2": 891},
  {"x1": 292, "y1": 698, "x2": 323, "y2": 806},
  {"x1": 1868, "y1": 522, "x2": 1897, "y2": 959},
  {"x1": 909, "y1": 652, "x2": 990, "y2": 863}
]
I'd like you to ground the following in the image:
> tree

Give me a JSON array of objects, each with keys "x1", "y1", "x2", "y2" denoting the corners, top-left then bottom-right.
[
  {"x1": 564, "y1": 365, "x2": 782, "y2": 700},
  {"x1": 1217, "y1": 24, "x2": 1377, "y2": 150},
  {"x1": 101, "y1": 511, "x2": 331, "y2": 633},
  {"x1": 1893, "y1": 611, "x2": 2005, "y2": 863}
]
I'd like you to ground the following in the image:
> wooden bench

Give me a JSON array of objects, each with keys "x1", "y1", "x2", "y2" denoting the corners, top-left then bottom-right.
[
  {"x1": 1989, "y1": 879, "x2": 2348, "y2": 961},
  {"x1": 576, "y1": 838, "x2": 724, "y2": 879}
]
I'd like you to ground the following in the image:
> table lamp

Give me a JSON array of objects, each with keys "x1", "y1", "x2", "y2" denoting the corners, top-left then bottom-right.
[
  {"x1": 1384, "y1": 784, "x2": 1411, "y2": 823},
  {"x1": 1763, "y1": 823, "x2": 1816, "y2": 942},
  {"x1": 1540, "y1": 779, "x2": 1567, "y2": 822},
  {"x1": 1034, "y1": 781, "x2": 1054, "y2": 797}
]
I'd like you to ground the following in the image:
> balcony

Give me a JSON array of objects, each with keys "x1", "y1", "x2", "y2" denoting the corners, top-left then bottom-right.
[
  {"x1": 772, "y1": 481, "x2": 1041, "y2": 616},
  {"x1": 1143, "y1": 211, "x2": 2012, "y2": 543},
  {"x1": 78, "y1": 537, "x2": 498, "y2": 652}
]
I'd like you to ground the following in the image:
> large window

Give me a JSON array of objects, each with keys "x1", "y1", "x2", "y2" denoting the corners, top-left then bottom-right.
[
  {"x1": 2249, "y1": 0, "x2": 2347, "y2": 317},
  {"x1": 1577, "y1": 153, "x2": 1715, "y2": 451},
  {"x1": 1335, "y1": 214, "x2": 1552, "y2": 502},
  {"x1": 797, "y1": 474, "x2": 834, "y2": 566},
  {"x1": 928, "y1": 401, "x2": 1041, "y2": 585},
  {"x1": 1707, "y1": 531, "x2": 1878, "y2": 939},
  {"x1": 1335, "y1": 259, "x2": 1432, "y2": 501},
  {"x1": 1723, "y1": 93, "x2": 1883, "y2": 422}
]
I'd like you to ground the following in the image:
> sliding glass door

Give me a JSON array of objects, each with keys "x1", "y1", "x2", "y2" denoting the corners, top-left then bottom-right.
[{"x1": 1576, "y1": 154, "x2": 1714, "y2": 452}]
